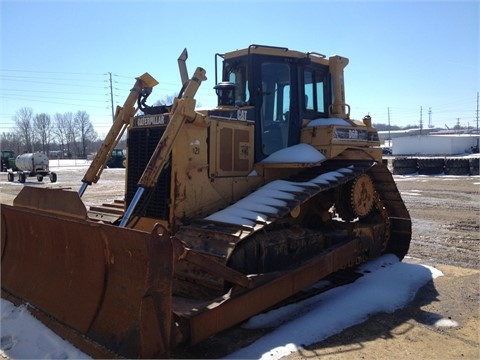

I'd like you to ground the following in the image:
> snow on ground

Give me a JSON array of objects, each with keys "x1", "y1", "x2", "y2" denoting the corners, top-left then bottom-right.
[
  {"x1": 48, "y1": 159, "x2": 91, "y2": 169},
  {"x1": 1, "y1": 255, "x2": 443, "y2": 360},
  {"x1": 0, "y1": 301, "x2": 89, "y2": 359},
  {"x1": 226, "y1": 255, "x2": 443, "y2": 359}
]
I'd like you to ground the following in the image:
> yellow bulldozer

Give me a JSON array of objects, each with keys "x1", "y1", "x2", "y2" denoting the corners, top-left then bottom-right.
[{"x1": 1, "y1": 45, "x2": 411, "y2": 358}]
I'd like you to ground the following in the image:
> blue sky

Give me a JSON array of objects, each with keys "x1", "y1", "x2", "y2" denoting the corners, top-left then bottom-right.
[{"x1": 1, "y1": 0, "x2": 478, "y2": 137}]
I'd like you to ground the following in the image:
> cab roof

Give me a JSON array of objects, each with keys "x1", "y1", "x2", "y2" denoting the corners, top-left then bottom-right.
[{"x1": 221, "y1": 44, "x2": 338, "y2": 66}]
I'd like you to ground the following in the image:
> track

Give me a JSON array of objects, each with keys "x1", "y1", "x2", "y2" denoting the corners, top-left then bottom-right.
[
  {"x1": 173, "y1": 161, "x2": 411, "y2": 298},
  {"x1": 368, "y1": 163, "x2": 411, "y2": 259}
]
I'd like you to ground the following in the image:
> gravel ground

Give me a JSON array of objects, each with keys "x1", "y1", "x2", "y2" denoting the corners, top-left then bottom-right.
[
  {"x1": 395, "y1": 175, "x2": 479, "y2": 269},
  {"x1": 0, "y1": 165, "x2": 479, "y2": 359}
]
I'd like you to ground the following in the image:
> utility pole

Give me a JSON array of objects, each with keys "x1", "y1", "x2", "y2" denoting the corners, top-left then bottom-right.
[
  {"x1": 387, "y1": 107, "x2": 391, "y2": 146},
  {"x1": 476, "y1": 92, "x2": 479, "y2": 149},
  {"x1": 419, "y1": 106, "x2": 423, "y2": 135},
  {"x1": 108, "y1": 72, "x2": 115, "y2": 123},
  {"x1": 428, "y1": 107, "x2": 432, "y2": 128},
  {"x1": 476, "y1": 92, "x2": 479, "y2": 131}
]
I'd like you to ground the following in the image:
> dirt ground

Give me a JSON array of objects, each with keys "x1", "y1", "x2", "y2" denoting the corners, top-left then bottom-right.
[
  {"x1": 0, "y1": 165, "x2": 479, "y2": 359},
  {"x1": 324, "y1": 174, "x2": 480, "y2": 360}
]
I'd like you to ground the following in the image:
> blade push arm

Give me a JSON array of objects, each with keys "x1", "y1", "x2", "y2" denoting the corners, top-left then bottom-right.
[
  {"x1": 78, "y1": 73, "x2": 159, "y2": 197},
  {"x1": 138, "y1": 67, "x2": 207, "y2": 189}
]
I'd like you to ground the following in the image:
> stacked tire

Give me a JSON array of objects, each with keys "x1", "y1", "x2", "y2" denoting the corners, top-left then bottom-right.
[
  {"x1": 392, "y1": 158, "x2": 417, "y2": 175},
  {"x1": 469, "y1": 158, "x2": 479, "y2": 175},
  {"x1": 392, "y1": 156, "x2": 479, "y2": 176},
  {"x1": 417, "y1": 158, "x2": 444, "y2": 175},
  {"x1": 444, "y1": 158, "x2": 470, "y2": 175}
]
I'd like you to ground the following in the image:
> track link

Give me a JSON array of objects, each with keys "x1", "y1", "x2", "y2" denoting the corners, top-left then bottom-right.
[
  {"x1": 368, "y1": 164, "x2": 411, "y2": 259},
  {"x1": 173, "y1": 161, "x2": 410, "y2": 298}
]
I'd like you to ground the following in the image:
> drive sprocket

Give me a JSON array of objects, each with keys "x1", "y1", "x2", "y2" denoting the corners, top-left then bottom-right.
[
  {"x1": 351, "y1": 173, "x2": 375, "y2": 217},
  {"x1": 336, "y1": 173, "x2": 375, "y2": 221}
]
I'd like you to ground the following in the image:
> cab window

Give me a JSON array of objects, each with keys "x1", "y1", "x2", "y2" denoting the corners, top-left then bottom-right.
[
  {"x1": 260, "y1": 62, "x2": 291, "y2": 155},
  {"x1": 303, "y1": 67, "x2": 328, "y2": 116},
  {"x1": 224, "y1": 60, "x2": 250, "y2": 106}
]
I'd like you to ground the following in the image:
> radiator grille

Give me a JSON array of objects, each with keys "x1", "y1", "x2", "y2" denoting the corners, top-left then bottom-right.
[{"x1": 126, "y1": 126, "x2": 171, "y2": 220}]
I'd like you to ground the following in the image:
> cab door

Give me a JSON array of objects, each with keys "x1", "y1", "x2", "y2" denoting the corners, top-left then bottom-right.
[{"x1": 252, "y1": 57, "x2": 299, "y2": 161}]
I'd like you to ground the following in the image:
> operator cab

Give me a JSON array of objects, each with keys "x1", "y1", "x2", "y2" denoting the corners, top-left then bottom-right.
[{"x1": 216, "y1": 45, "x2": 336, "y2": 162}]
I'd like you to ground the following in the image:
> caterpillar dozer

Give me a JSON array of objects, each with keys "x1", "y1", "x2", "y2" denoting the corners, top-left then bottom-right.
[{"x1": 1, "y1": 45, "x2": 411, "y2": 358}]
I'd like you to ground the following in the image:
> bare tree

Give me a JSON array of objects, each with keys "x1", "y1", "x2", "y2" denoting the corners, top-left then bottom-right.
[
  {"x1": 14, "y1": 107, "x2": 34, "y2": 152},
  {"x1": 64, "y1": 112, "x2": 77, "y2": 158},
  {"x1": 53, "y1": 113, "x2": 69, "y2": 157},
  {"x1": 33, "y1": 113, "x2": 52, "y2": 153},
  {"x1": 74, "y1": 110, "x2": 97, "y2": 158},
  {"x1": 153, "y1": 93, "x2": 202, "y2": 109},
  {"x1": 154, "y1": 94, "x2": 178, "y2": 106},
  {"x1": 0, "y1": 132, "x2": 21, "y2": 154}
]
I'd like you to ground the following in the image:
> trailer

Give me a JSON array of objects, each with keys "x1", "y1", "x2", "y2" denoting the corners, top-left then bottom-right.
[{"x1": 7, "y1": 152, "x2": 57, "y2": 183}]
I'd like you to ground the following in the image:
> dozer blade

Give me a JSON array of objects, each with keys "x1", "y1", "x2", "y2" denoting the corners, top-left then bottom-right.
[{"x1": 1, "y1": 189, "x2": 174, "y2": 358}]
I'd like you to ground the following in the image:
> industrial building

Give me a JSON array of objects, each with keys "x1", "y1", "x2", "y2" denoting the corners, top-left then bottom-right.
[{"x1": 392, "y1": 134, "x2": 479, "y2": 155}]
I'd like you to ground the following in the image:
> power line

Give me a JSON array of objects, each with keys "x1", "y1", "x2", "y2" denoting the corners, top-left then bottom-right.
[
  {"x1": 1, "y1": 93, "x2": 106, "y2": 103},
  {"x1": 0, "y1": 88, "x2": 106, "y2": 96},
  {"x1": 0, "y1": 78, "x2": 105, "y2": 89},
  {"x1": 0, "y1": 74, "x2": 104, "y2": 83},
  {"x1": 1, "y1": 95, "x2": 109, "y2": 109},
  {"x1": 0, "y1": 69, "x2": 104, "y2": 76}
]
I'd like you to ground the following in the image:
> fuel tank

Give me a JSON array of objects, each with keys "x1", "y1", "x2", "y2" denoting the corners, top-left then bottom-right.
[{"x1": 15, "y1": 152, "x2": 49, "y2": 172}]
